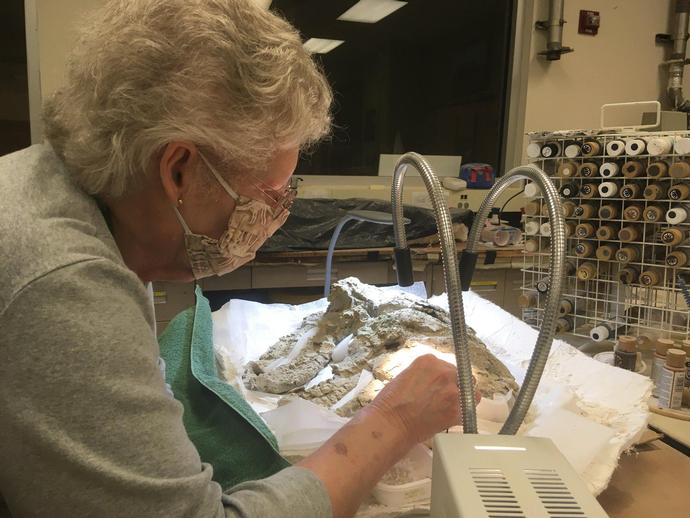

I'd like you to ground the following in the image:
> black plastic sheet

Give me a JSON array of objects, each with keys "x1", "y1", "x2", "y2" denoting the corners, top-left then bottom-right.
[{"x1": 260, "y1": 198, "x2": 473, "y2": 252}]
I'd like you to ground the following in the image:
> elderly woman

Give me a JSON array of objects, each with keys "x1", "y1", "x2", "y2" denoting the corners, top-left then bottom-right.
[{"x1": 0, "y1": 1, "x2": 468, "y2": 517}]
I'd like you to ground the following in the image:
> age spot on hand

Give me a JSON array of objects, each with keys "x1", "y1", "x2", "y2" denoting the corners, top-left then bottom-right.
[{"x1": 334, "y1": 442, "x2": 349, "y2": 456}]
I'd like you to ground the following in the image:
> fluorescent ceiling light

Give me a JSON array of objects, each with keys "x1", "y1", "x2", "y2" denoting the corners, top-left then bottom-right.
[
  {"x1": 337, "y1": 0, "x2": 407, "y2": 24},
  {"x1": 303, "y1": 38, "x2": 345, "y2": 54}
]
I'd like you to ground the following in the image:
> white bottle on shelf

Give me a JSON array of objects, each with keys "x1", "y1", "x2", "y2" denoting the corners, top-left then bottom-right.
[
  {"x1": 598, "y1": 182, "x2": 619, "y2": 198},
  {"x1": 665, "y1": 204, "x2": 690, "y2": 224},
  {"x1": 524, "y1": 220, "x2": 540, "y2": 236},
  {"x1": 674, "y1": 136, "x2": 690, "y2": 155},
  {"x1": 647, "y1": 136, "x2": 673, "y2": 156},
  {"x1": 606, "y1": 140, "x2": 626, "y2": 156},
  {"x1": 599, "y1": 162, "x2": 620, "y2": 178},
  {"x1": 625, "y1": 138, "x2": 646, "y2": 156},
  {"x1": 526, "y1": 142, "x2": 542, "y2": 159}
]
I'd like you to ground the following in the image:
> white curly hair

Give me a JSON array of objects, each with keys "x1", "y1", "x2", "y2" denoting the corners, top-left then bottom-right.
[{"x1": 44, "y1": 0, "x2": 332, "y2": 198}]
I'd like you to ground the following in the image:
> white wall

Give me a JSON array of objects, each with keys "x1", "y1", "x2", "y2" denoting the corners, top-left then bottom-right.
[
  {"x1": 35, "y1": 0, "x2": 106, "y2": 101},
  {"x1": 523, "y1": 0, "x2": 685, "y2": 133}
]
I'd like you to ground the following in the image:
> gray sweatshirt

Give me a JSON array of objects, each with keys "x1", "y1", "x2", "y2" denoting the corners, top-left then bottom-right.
[{"x1": 0, "y1": 145, "x2": 332, "y2": 518}]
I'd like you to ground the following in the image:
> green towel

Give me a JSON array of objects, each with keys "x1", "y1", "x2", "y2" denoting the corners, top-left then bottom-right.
[{"x1": 158, "y1": 285, "x2": 289, "y2": 489}]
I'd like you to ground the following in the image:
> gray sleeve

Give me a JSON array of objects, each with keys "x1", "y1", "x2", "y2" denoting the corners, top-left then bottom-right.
[
  {"x1": 0, "y1": 259, "x2": 331, "y2": 518},
  {"x1": 222, "y1": 467, "x2": 332, "y2": 517}
]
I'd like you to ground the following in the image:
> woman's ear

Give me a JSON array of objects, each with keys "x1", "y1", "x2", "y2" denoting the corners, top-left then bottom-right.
[{"x1": 158, "y1": 142, "x2": 199, "y2": 205}]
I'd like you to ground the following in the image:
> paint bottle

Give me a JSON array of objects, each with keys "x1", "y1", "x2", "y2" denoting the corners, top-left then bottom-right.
[
  {"x1": 639, "y1": 268, "x2": 663, "y2": 287},
  {"x1": 524, "y1": 220, "x2": 540, "y2": 236},
  {"x1": 618, "y1": 225, "x2": 641, "y2": 243},
  {"x1": 606, "y1": 140, "x2": 626, "y2": 157},
  {"x1": 681, "y1": 340, "x2": 690, "y2": 390},
  {"x1": 575, "y1": 223, "x2": 596, "y2": 238},
  {"x1": 644, "y1": 205, "x2": 665, "y2": 223},
  {"x1": 590, "y1": 322, "x2": 624, "y2": 342},
  {"x1": 574, "y1": 241, "x2": 595, "y2": 258},
  {"x1": 643, "y1": 183, "x2": 669, "y2": 201},
  {"x1": 524, "y1": 238, "x2": 542, "y2": 253},
  {"x1": 647, "y1": 137, "x2": 673, "y2": 156},
  {"x1": 524, "y1": 200, "x2": 541, "y2": 216},
  {"x1": 595, "y1": 244, "x2": 616, "y2": 261},
  {"x1": 598, "y1": 204, "x2": 619, "y2": 220},
  {"x1": 647, "y1": 160, "x2": 670, "y2": 178},
  {"x1": 564, "y1": 221, "x2": 576, "y2": 237},
  {"x1": 598, "y1": 182, "x2": 619, "y2": 198},
  {"x1": 600, "y1": 162, "x2": 621, "y2": 178},
  {"x1": 557, "y1": 160, "x2": 578, "y2": 178},
  {"x1": 582, "y1": 139, "x2": 602, "y2": 156},
  {"x1": 562, "y1": 201, "x2": 577, "y2": 217},
  {"x1": 580, "y1": 183, "x2": 598, "y2": 199},
  {"x1": 668, "y1": 183, "x2": 690, "y2": 201},
  {"x1": 623, "y1": 205, "x2": 643, "y2": 221},
  {"x1": 555, "y1": 316, "x2": 574, "y2": 333},
  {"x1": 564, "y1": 141, "x2": 582, "y2": 158},
  {"x1": 541, "y1": 141, "x2": 562, "y2": 158},
  {"x1": 524, "y1": 182, "x2": 540, "y2": 198},
  {"x1": 651, "y1": 338, "x2": 675, "y2": 397},
  {"x1": 660, "y1": 227, "x2": 690, "y2": 246},
  {"x1": 670, "y1": 160, "x2": 690, "y2": 179},
  {"x1": 518, "y1": 291, "x2": 539, "y2": 309},
  {"x1": 625, "y1": 139, "x2": 647, "y2": 156},
  {"x1": 622, "y1": 160, "x2": 644, "y2": 178},
  {"x1": 673, "y1": 136, "x2": 690, "y2": 155},
  {"x1": 564, "y1": 260, "x2": 576, "y2": 276},
  {"x1": 617, "y1": 266, "x2": 639, "y2": 285},
  {"x1": 576, "y1": 262, "x2": 597, "y2": 281},
  {"x1": 559, "y1": 182, "x2": 579, "y2": 198},
  {"x1": 616, "y1": 246, "x2": 641, "y2": 264},
  {"x1": 526, "y1": 142, "x2": 543, "y2": 159},
  {"x1": 543, "y1": 202, "x2": 553, "y2": 217},
  {"x1": 536, "y1": 277, "x2": 550, "y2": 294},
  {"x1": 574, "y1": 203, "x2": 596, "y2": 218},
  {"x1": 656, "y1": 348, "x2": 687, "y2": 409},
  {"x1": 578, "y1": 162, "x2": 599, "y2": 177},
  {"x1": 620, "y1": 183, "x2": 641, "y2": 199},
  {"x1": 666, "y1": 249, "x2": 689, "y2": 267},
  {"x1": 665, "y1": 204, "x2": 690, "y2": 224},
  {"x1": 540, "y1": 222, "x2": 551, "y2": 237},
  {"x1": 558, "y1": 298, "x2": 574, "y2": 316},
  {"x1": 614, "y1": 335, "x2": 638, "y2": 371},
  {"x1": 596, "y1": 225, "x2": 617, "y2": 240}
]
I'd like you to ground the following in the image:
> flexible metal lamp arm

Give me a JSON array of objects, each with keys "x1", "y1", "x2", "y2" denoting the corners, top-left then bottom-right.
[
  {"x1": 391, "y1": 152, "x2": 478, "y2": 433},
  {"x1": 462, "y1": 164, "x2": 565, "y2": 434}
]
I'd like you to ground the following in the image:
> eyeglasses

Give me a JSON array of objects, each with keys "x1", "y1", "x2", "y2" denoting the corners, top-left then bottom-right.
[
  {"x1": 245, "y1": 172, "x2": 299, "y2": 212},
  {"x1": 199, "y1": 151, "x2": 299, "y2": 212}
]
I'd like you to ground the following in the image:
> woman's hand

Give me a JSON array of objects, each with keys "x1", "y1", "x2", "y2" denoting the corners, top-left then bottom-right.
[
  {"x1": 299, "y1": 354, "x2": 480, "y2": 518},
  {"x1": 369, "y1": 354, "x2": 479, "y2": 446}
]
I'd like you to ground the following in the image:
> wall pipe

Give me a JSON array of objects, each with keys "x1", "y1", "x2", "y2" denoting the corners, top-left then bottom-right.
[
  {"x1": 668, "y1": 0, "x2": 690, "y2": 111},
  {"x1": 536, "y1": 0, "x2": 573, "y2": 61}
]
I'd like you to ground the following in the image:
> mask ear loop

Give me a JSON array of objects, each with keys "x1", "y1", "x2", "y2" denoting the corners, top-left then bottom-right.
[
  {"x1": 199, "y1": 152, "x2": 240, "y2": 201},
  {"x1": 173, "y1": 205, "x2": 193, "y2": 234}
]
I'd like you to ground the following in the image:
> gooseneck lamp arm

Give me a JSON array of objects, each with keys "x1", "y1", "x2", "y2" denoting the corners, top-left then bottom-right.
[
  {"x1": 391, "y1": 152, "x2": 478, "y2": 434},
  {"x1": 461, "y1": 164, "x2": 565, "y2": 434}
]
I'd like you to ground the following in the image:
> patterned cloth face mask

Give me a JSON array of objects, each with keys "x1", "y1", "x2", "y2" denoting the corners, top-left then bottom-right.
[{"x1": 173, "y1": 153, "x2": 296, "y2": 279}]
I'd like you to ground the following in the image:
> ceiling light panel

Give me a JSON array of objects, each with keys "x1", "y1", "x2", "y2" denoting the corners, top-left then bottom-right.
[
  {"x1": 303, "y1": 38, "x2": 345, "y2": 54},
  {"x1": 337, "y1": 0, "x2": 407, "y2": 24}
]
